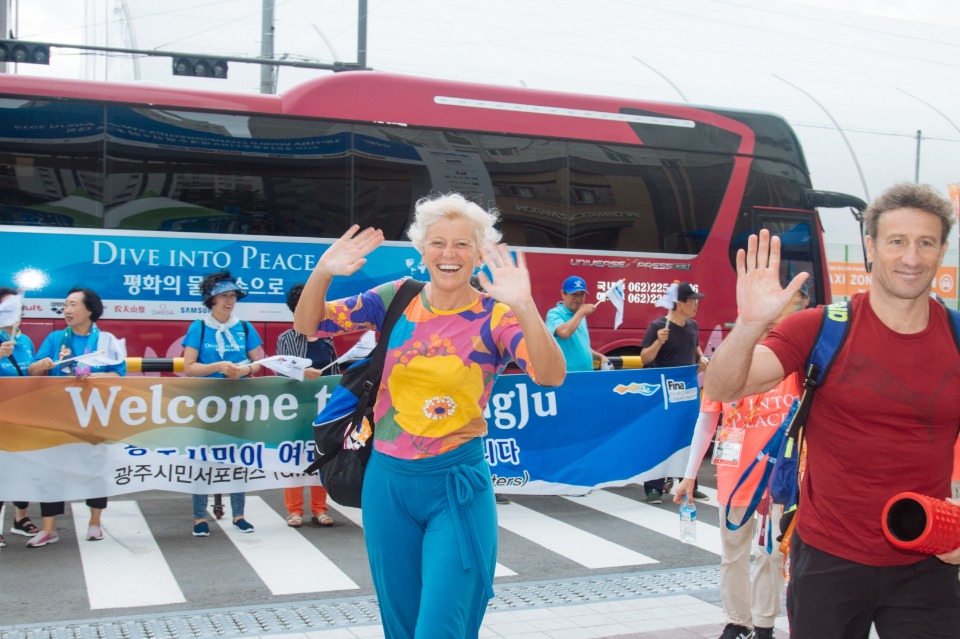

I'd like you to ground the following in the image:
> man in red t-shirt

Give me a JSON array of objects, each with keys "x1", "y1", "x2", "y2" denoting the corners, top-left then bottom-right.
[{"x1": 704, "y1": 183, "x2": 960, "y2": 639}]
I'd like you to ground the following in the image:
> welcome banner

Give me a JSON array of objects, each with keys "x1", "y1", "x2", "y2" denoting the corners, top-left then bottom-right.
[{"x1": 0, "y1": 367, "x2": 699, "y2": 501}]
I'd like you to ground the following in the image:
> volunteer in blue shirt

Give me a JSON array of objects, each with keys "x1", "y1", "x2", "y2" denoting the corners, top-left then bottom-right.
[
  {"x1": 28, "y1": 287, "x2": 125, "y2": 548},
  {"x1": 545, "y1": 275, "x2": 609, "y2": 372},
  {"x1": 0, "y1": 287, "x2": 41, "y2": 547},
  {"x1": 182, "y1": 271, "x2": 263, "y2": 537}
]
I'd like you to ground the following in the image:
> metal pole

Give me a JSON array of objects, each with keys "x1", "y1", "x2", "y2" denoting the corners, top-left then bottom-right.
[
  {"x1": 260, "y1": 0, "x2": 276, "y2": 94},
  {"x1": 915, "y1": 129, "x2": 922, "y2": 183},
  {"x1": 357, "y1": 0, "x2": 367, "y2": 69},
  {"x1": 0, "y1": 0, "x2": 8, "y2": 74}
]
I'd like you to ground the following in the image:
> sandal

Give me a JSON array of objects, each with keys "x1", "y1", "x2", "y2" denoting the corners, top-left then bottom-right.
[
  {"x1": 286, "y1": 513, "x2": 303, "y2": 528},
  {"x1": 11, "y1": 517, "x2": 39, "y2": 536},
  {"x1": 311, "y1": 513, "x2": 334, "y2": 527}
]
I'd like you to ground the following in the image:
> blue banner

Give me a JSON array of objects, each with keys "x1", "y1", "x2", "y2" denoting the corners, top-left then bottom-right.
[
  {"x1": 484, "y1": 367, "x2": 699, "y2": 494},
  {"x1": 1, "y1": 226, "x2": 424, "y2": 321}
]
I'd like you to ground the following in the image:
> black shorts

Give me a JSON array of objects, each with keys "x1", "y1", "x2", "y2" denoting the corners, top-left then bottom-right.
[
  {"x1": 787, "y1": 534, "x2": 960, "y2": 639},
  {"x1": 40, "y1": 498, "x2": 108, "y2": 517}
]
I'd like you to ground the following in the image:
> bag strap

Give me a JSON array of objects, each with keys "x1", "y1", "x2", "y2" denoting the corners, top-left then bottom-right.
[
  {"x1": 365, "y1": 279, "x2": 425, "y2": 386},
  {"x1": 723, "y1": 397, "x2": 800, "y2": 531},
  {"x1": 344, "y1": 279, "x2": 426, "y2": 428},
  {"x1": 947, "y1": 307, "x2": 960, "y2": 352},
  {"x1": 8, "y1": 353, "x2": 24, "y2": 376}
]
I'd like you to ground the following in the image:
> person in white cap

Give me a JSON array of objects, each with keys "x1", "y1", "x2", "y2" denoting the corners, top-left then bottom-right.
[{"x1": 546, "y1": 275, "x2": 609, "y2": 372}]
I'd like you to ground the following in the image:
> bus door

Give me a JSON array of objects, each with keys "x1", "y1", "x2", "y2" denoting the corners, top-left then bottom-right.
[{"x1": 744, "y1": 207, "x2": 826, "y2": 307}]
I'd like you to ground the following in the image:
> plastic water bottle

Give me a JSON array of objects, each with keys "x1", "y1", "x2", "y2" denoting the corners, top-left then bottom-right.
[{"x1": 679, "y1": 499, "x2": 697, "y2": 544}]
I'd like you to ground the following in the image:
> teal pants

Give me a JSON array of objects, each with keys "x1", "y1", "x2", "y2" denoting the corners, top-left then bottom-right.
[{"x1": 362, "y1": 438, "x2": 497, "y2": 639}]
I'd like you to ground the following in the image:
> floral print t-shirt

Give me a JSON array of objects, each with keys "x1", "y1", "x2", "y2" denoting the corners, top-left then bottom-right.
[{"x1": 314, "y1": 280, "x2": 540, "y2": 459}]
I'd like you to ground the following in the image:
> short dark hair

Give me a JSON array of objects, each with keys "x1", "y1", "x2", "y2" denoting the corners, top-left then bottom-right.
[
  {"x1": 863, "y1": 183, "x2": 955, "y2": 244},
  {"x1": 199, "y1": 271, "x2": 235, "y2": 309},
  {"x1": 67, "y1": 287, "x2": 104, "y2": 321},
  {"x1": 0, "y1": 286, "x2": 17, "y2": 301},
  {"x1": 286, "y1": 283, "x2": 305, "y2": 313}
]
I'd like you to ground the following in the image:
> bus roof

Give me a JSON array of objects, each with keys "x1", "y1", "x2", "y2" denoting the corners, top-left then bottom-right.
[{"x1": 0, "y1": 70, "x2": 805, "y2": 165}]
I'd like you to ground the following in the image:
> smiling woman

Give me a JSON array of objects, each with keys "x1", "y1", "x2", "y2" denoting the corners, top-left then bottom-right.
[{"x1": 293, "y1": 191, "x2": 565, "y2": 638}]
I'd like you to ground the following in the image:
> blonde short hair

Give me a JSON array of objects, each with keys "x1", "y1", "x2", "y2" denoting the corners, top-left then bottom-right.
[{"x1": 406, "y1": 193, "x2": 502, "y2": 253}]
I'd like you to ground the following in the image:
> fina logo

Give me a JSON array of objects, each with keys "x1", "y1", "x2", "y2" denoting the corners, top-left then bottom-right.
[{"x1": 613, "y1": 382, "x2": 661, "y2": 396}]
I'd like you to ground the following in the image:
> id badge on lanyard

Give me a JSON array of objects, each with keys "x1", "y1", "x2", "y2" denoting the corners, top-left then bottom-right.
[
  {"x1": 712, "y1": 393, "x2": 763, "y2": 467},
  {"x1": 712, "y1": 416, "x2": 745, "y2": 466}
]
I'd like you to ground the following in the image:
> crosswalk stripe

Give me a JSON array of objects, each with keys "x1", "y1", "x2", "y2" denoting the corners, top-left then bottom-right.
[
  {"x1": 70, "y1": 501, "x2": 186, "y2": 609},
  {"x1": 213, "y1": 496, "x2": 359, "y2": 595},
  {"x1": 563, "y1": 491, "x2": 723, "y2": 555},
  {"x1": 327, "y1": 498, "x2": 518, "y2": 577},
  {"x1": 496, "y1": 502, "x2": 658, "y2": 568}
]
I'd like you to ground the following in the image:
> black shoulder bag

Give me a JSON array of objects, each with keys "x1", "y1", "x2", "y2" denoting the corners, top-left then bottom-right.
[{"x1": 305, "y1": 279, "x2": 424, "y2": 507}]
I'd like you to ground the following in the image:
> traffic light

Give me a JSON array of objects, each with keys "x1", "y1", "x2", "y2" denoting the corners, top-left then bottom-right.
[
  {"x1": 0, "y1": 40, "x2": 50, "y2": 65},
  {"x1": 172, "y1": 57, "x2": 228, "y2": 79}
]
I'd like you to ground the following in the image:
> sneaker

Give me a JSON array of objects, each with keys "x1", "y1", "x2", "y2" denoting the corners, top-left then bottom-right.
[
  {"x1": 11, "y1": 517, "x2": 39, "y2": 536},
  {"x1": 233, "y1": 518, "x2": 254, "y2": 533},
  {"x1": 646, "y1": 489, "x2": 662, "y2": 504},
  {"x1": 192, "y1": 521, "x2": 210, "y2": 537},
  {"x1": 26, "y1": 530, "x2": 59, "y2": 548},
  {"x1": 749, "y1": 628, "x2": 774, "y2": 639},
  {"x1": 719, "y1": 624, "x2": 752, "y2": 639},
  {"x1": 720, "y1": 623, "x2": 753, "y2": 639},
  {"x1": 86, "y1": 525, "x2": 104, "y2": 541},
  {"x1": 0, "y1": 533, "x2": 6, "y2": 548},
  {"x1": 495, "y1": 493, "x2": 512, "y2": 505},
  {"x1": 693, "y1": 489, "x2": 710, "y2": 501}
]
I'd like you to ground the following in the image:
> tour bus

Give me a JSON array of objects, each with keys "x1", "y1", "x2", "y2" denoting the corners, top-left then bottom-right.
[{"x1": 0, "y1": 71, "x2": 864, "y2": 368}]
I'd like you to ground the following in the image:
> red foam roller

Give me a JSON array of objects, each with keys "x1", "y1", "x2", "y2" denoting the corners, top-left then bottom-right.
[{"x1": 881, "y1": 491, "x2": 960, "y2": 555}]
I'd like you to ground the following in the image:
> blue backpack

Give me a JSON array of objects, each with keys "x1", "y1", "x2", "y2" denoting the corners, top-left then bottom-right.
[{"x1": 725, "y1": 300, "x2": 960, "y2": 546}]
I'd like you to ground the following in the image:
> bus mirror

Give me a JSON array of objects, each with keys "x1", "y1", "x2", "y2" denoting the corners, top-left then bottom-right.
[{"x1": 804, "y1": 189, "x2": 867, "y2": 220}]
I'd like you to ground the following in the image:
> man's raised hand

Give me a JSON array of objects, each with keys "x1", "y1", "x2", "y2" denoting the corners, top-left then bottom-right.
[{"x1": 735, "y1": 229, "x2": 809, "y2": 329}]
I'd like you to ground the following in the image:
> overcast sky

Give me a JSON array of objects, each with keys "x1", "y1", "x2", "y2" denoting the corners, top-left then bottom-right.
[{"x1": 6, "y1": 0, "x2": 960, "y2": 246}]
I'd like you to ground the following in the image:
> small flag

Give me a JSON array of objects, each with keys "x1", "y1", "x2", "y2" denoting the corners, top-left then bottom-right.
[
  {"x1": 56, "y1": 336, "x2": 128, "y2": 368},
  {"x1": 607, "y1": 279, "x2": 625, "y2": 330},
  {"x1": 654, "y1": 282, "x2": 679, "y2": 310},
  {"x1": 0, "y1": 295, "x2": 22, "y2": 327},
  {"x1": 254, "y1": 354, "x2": 313, "y2": 381},
  {"x1": 319, "y1": 330, "x2": 378, "y2": 373}
]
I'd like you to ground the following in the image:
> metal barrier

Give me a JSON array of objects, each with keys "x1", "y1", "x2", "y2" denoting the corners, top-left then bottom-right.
[
  {"x1": 604, "y1": 355, "x2": 644, "y2": 370},
  {"x1": 123, "y1": 355, "x2": 641, "y2": 374},
  {"x1": 125, "y1": 357, "x2": 185, "y2": 373}
]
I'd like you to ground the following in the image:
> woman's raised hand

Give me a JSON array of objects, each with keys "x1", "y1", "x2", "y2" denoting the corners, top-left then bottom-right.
[
  {"x1": 319, "y1": 225, "x2": 384, "y2": 277},
  {"x1": 477, "y1": 243, "x2": 532, "y2": 308}
]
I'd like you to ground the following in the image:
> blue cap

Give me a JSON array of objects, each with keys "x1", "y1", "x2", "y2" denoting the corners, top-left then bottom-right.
[{"x1": 562, "y1": 276, "x2": 588, "y2": 294}]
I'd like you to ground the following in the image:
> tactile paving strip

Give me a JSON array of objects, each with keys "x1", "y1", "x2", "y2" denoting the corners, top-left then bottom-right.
[{"x1": 0, "y1": 566, "x2": 721, "y2": 639}]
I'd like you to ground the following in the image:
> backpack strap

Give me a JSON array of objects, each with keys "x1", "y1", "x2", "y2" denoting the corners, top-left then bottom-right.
[
  {"x1": 947, "y1": 307, "x2": 960, "y2": 352},
  {"x1": 786, "y1": 301, "x2": 851, "y2": 439},
  {"x1": 366, "y1": 279, "x2": 425, "y2": 384},
  {"x1": 806, "y1": 301, "x2": 852, "y2": 388},
  {"x1": 343, "y1": 279, "x2": 426, "y2": 430}
]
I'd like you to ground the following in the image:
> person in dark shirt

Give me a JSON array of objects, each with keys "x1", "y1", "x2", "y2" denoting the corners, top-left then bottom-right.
[
  {"x1": 277, "y1": 283, "x2": 337, "y2": 527},
  {"x1": 639, "y1": 281, "x2": 709, "y2": 503}
]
